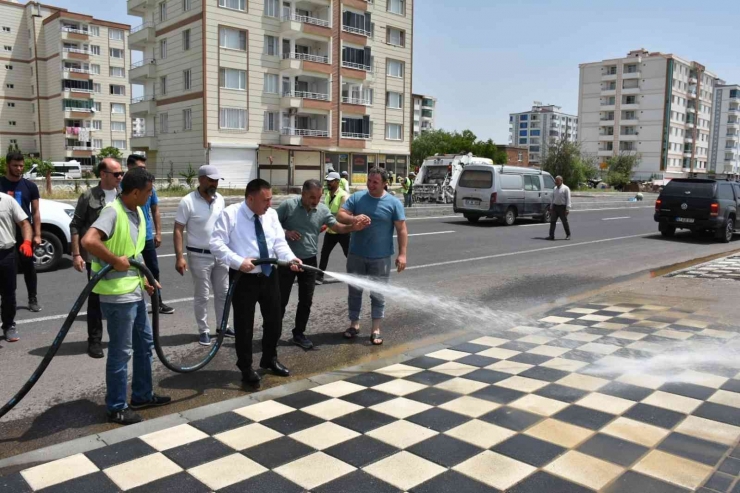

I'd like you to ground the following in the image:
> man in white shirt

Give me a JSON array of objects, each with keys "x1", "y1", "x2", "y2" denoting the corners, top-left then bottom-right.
[
  {"x1": 210, "y1": 179, "x2": 302, "y2": 388},
  {"x1": 548, "y1": 175, "x2": 572, "y2": 240},
  {"x1": 0, "y1": 191, "x2": 32, "y2": 343},
  {"x1": 174, "y1": 165, "x2": 232, "y2": 347}
]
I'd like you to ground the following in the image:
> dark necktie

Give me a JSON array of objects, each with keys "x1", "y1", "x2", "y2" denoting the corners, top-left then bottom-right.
[{"x1": 254, "y1": 215, "x2": 272, "y2": 276}]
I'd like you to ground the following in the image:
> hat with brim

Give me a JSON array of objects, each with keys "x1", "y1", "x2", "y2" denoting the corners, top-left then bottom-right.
[
  {"x1": 326, "y1": 171, "x2": 341, "y2": 181},
  {"x1": 198, "y1": 164, "x2": 223, "y2": 180}
]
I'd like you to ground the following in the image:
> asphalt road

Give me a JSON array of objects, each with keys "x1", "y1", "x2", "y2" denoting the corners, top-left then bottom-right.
[{"x1": 2, "y1": 204, "x2": 739, "y2": 460}]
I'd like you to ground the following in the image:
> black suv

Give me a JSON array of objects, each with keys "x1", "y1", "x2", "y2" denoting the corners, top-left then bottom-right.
[{"x1": 654, "y1": 179, "x2": 739, "y2": 243}]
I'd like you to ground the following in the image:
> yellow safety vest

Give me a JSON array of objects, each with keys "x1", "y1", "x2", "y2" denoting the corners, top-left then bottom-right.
[
  {"x1": 91, "y1": 199, "x2": 146, "y2": 296},
  {"x1": 324, "y1": 188, "x2": 347, "y2": 235},
  {"x1": 340, "y1": 177, "x2": 349, "y2": 192}
]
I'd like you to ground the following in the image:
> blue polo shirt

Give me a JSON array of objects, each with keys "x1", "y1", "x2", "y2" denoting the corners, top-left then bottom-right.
[
  {"x1": 342, "y1": 191, "x2": 405, "y2": 259},
  {"x1": 143, "y1": 188, "x2": 158, "y2": 240}
]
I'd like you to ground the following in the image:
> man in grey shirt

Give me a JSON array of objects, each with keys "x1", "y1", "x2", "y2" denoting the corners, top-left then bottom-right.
[
  {"x1": 277, "y1": 179, "x2": 364, "y2": 349},
  {"x1": 548, "y1": 175, "x2": 572, "y2": 240}
]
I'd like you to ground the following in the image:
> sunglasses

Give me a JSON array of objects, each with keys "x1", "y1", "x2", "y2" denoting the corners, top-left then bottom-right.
[{"x1": 104, "y1": 171, "x2": 125, "y2": 178}]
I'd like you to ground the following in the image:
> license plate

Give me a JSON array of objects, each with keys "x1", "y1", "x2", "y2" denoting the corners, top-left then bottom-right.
[
  {"x1": 676, "y1": 217, "x2": 694, "y2": 223},
  {"x1": 464, "y1": 199, "x2": 480, "y2": 206}
]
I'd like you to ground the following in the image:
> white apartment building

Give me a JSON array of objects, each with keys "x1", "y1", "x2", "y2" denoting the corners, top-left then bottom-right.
[
  {"x1": 508, "y1": 103, "x2": 577, "y2": 166},
  {"x1": 709, "y1": 84, "x2": 740, "y2": 178},
  {"x1": 128, "y1": 0, "x2": 413, "y2": 187},
  {"x1": 132, "y1": 117, "x2": 145, "y2": 135},
  {"x1": 579, "y1": 49, "x2": 718, "y2": 180},
  {"x1": 412, "y1": 93, "x2": 435, "y2": 137},
  {"x1": 0, "y1": 1, "x2": 130, "y2": 166}
]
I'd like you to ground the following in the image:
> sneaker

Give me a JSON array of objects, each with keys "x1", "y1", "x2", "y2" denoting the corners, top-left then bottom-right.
[
  {"x1": 291, "y1": 332, "x2": 314, "y2": 350},
  {"x1": 217, "y1": 327, "x2": 236, "y2": 338},
  {"x1": 130, "y1": 393, "x2": 172, "y2": 410},
  {"x1": 87, "y1": 341, "x2": 104, "y2": 359},
  {"x1": 3, "y1": 325, "x2": 19, "y2": 342},
  {"x1": 199, "y1": 333, "x2": 211, "y2": 346},
  {"x1": 28, "y1": 297, "x2": 41, "y2": 312},
  {"x1": 566, "y1": 235, "x2": 571, "y2": 240},
  {"x1": 107, "y1": 407, "x2": 142, "y2": 425},
  {"x1": 159, "y1": 302, "x2": 175, "y2": 315}
]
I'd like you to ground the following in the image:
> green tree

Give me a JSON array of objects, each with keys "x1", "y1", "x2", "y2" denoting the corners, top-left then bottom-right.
[
  {"x1": 605, "y1": 152, "x2": 641, "y2": 190},
  {"x1": 178, "y1": 164, "x2": 198, "y2": 189},
  {"x1": 36, "y1": 159, "x2": 55, "y2": 195},
  {"x1": 541, "y1": 138, "x2": 597, "y2": 189},
  {"x1": 98, "y1": 146, "x2": 123, "y2": 160},
  {"x1": 411, "y1": 129, "x2": 507, "y2": 168}
]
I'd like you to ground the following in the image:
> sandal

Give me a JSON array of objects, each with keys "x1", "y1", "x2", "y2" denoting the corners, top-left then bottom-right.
[
  {"x1": 370, "y1": 332, "x2": 383, "y2": 346},
  {"x1": 344, "y1": 327, "x2": 359, "y2": 339}
]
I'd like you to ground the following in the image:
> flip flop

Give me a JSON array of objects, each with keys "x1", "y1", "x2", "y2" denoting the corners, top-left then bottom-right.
[
  {"x1": 370, "y1": 332, "x2": 383, "y2": 346},
  {"x1": 344, "y1": 327, "x2": 359, "y2": 339}
]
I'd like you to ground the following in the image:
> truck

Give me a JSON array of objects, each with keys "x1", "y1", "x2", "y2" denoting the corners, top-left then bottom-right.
[{"x1": 412, "y1": 153, "x2": 494, "y2": 204}]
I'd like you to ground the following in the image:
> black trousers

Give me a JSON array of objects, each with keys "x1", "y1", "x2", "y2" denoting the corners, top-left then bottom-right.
[
  {"x1": 15, "y1": 235, "x2": 37, "y2": 298},
  {"x1": 229, "y1": 269, "x2": 282, "y2": 374},
  {"x1": 549, "y1": 205, "x2": 571, "y2": 238},
  {"x1": 318, "y1": 233, "x2": 350, "y2": 275},
  {"x1": 279, "y1": 256, "x2": 317, "y2": 335},
  {"x1": 0, "y1": 247, "x2": 17, "y2": 330},
  {"x1": 85, "y1": 262, "x2": 103, "y2": 344}
]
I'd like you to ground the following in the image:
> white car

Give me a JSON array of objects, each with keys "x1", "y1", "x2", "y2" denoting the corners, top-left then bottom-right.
[{"x1": 36, "y1": 198, "x2": 74, "y2": 272}]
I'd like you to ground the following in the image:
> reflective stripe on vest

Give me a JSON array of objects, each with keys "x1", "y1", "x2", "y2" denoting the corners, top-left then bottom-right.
[
  {"x1": 324, "y1": 188, "x2": 347, "y2": 235},
  {"x1": 91, "y1": 199, "x2": 147, "y2": 296}
]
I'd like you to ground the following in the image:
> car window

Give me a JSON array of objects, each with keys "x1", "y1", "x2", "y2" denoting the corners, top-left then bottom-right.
[
  {"x1": 524, "y1": 176, "x2": 534, "y2": 191},
  {"x1": 543, "y1": 174, "x2": 555, "y2": 189},
  {"x1": 500, "y1": 174, "x2": 523, "y2": 190},
  {"x1": 530, "y1": 175, "x2": 541, "y2": 191},
  {"x1": 458, "y1": 170, "x2": 492, "y2": 189},
  {"x1": 663, "y1": 181, "x2": 715, "y2": 198},
  {"x1": 718, "y1": 183, "x2": 735, "y2": 201}
]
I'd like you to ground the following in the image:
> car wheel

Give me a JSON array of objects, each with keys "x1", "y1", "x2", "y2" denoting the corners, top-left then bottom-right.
[
  {"x1": 718, "y1": 218, "x2": 734, "y2": 243},
  {"x1": 541, "y1": 208, "x2": 552, "y2": 223},
  {"x1": 465, "y1": 215, "x2": 480, "y2": 224},
  {"x1": 504, "y1": 208, "x2": 517, "y2": 226},
  {"x1": 660, "y1": 225, "x2": 676, "y2": 237},
  {"x1": 34, "y1": 230, "x2": 63, "y2": 272}
]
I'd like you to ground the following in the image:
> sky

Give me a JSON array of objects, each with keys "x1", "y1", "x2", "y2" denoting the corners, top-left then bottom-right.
[{"x1": 45, "y1": 0, "x2": 740, "y2": 144}]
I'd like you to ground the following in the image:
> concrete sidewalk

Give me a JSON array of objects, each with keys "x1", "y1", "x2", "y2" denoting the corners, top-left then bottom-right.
[{"x1": 3, "y1": 253, "x2": 740, "y2": 492}]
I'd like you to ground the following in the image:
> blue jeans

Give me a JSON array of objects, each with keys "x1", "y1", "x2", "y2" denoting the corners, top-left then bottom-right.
[
  {"x1": 404, "y1": 193, "x2": 412, "y2": 207},
  {"x1": 347, "y1": 254, "x2": 391, "y2": 321},
  {"x1": 101, "y1": 299, "x2": 153, "y2": 411}
]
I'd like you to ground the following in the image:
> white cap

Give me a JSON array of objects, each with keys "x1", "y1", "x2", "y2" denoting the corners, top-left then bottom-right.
[
  {"x1": 326, "y1": 172, "x2": 341, "y2": 181},
  {"x1": 198, "y1": 165, "x2": 223, "y2": 180}
]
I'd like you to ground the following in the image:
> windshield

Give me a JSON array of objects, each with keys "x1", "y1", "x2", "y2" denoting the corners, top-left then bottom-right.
[
  {"x1": 459, "y1": 170, "x2": 493, "y2": 189},
  {"x1": 663, "y1": 181, "x2": 715, "y2": 198}
]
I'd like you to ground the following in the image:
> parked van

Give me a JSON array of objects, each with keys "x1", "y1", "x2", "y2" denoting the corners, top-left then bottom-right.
[
  {"x1": 24, "y1": 160, "x2": 82, "y2": 180},
  {"x1": 454, "y1": 165, "x2": 556, "y2": 224}
]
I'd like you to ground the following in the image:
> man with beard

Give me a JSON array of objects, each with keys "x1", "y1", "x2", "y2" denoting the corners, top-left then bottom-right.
[{"x1": 174, "y1": 165, "x2": 234, "y2": 346}]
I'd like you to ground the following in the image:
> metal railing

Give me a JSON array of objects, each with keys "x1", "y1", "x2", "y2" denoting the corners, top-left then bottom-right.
[
  {"x1": 342, "y1": 96, "x2": 371, "y2": 106},
  {"x1": 61, "y1": 27, "x2": 89, "y2": 35},
  {"x1": 341, "y1": 60, "x2": 373, "y2": 72},
  {"x1": 131, "y1": 131, "x2": 156, "y2": 138},
  {"x1": 341, "y1": 131, "x2": 371, "y2": 139},
  {"x1": 65, "y1": 145, "x2": 93, "y2": 151},
  {"x1": 131, "y1": 95, "x2": 156, "y2": 104},
  {"x1": 63, "y1": 47, "x2": 91, "y2": 55},
  {"x1": 283, "y1": 52, "x2": 329, "y2": 64},
  {"x1": 63, "y1": 67, "x2": 91, "y2": 74},
  {"x1": 130, "y1": 22, "x2": 153, "y2": 34},
  {"x1": 281, "y1": 128, "x2": 329, "y2": 137},
  {"x1": 63, "y1": 87, "x2": 93, "y2": 93},
  {"x1": 130, "y1": 58, "x2": 156, "y2": 70},
  {"x1": 342, "y1": 25, "x2": 372, "y2": 37},
  {"x1": 64, "y1": 107, "x2": 92, "y2": 112},
  {"x1": 282, "y1": 13, "x2": 330, "y2": 28},
  {"x1": 283, "y1": 91, "x2": 329, "y2": 101}
]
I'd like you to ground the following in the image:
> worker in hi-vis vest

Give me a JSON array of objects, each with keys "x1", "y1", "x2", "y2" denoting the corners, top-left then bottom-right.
[
  {"x1": 82, "y1": 166, "x2": 171, "y2": 426},
  {"x1": 317, "y1": 172, "x2": 350, "y2": 284},
  {"x1": 340, "y1": 171, "x2": 350, "y2": 193},
  {"x1": 402, "y1": 172, "x2": 415, "y2": 208}
]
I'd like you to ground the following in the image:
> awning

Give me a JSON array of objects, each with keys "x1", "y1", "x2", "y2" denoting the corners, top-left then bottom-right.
[{"x1": 258, "y1": 144, "x2": 320, "y2": 152}]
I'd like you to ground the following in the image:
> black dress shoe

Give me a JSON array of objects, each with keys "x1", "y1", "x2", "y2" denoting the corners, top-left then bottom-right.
[
  {"x1": 88, "y1": 341, "x2": 104, "y2": 359},
  {"x1": 260, "y1": 357, "x2": 290, "y2": 377},
  {"x1": 242, "y1": 369, "x2": 261, "y2": 388}
]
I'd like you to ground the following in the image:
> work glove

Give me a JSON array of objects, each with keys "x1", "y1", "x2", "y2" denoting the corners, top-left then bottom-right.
[{"x1": 19, "y1": 240, "x2": 33, "y2": 257}]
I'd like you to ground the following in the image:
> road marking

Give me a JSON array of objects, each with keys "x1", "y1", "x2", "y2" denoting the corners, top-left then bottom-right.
[
  {"x1": 396, "y1": 231, "x2": 455, "y2": 238},
  {"x1": 602, "y1": 217, "x2": 631, "y2": 221},
  {"x1": 406, "y1": 206, "x2": 654, "y2": 221},
  {"x1": 520, "y1": 223, "x2": 549, "y2": 227}
]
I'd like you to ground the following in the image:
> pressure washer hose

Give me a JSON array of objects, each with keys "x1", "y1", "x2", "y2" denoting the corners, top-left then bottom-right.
[{"x1": 0, "y1": 258, "x2": 324, "y2": 420}]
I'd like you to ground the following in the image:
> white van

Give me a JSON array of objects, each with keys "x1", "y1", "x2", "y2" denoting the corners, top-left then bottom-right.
[
  {"x1": 454, "y1": 165, "x2": 556, "y2": 224},
  {"x1": 25, "y1": 160, "x2": 83, "y2": 180}
]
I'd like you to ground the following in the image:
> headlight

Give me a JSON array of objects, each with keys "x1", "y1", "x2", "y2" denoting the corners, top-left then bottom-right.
[{"x1": 64, "y1": 209, "x2": 74, "y2": 219}]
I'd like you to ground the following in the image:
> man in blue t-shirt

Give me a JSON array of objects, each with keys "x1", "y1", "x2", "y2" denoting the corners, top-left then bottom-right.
[
  {"x1": 337, "y1": 167, "x2": 408, "y2": 345},
  {"x1": 126, "y1": 154, "x2": 174, "y2": 314}
]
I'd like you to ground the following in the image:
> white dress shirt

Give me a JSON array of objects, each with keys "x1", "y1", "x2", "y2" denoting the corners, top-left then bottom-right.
[
  {"x1": 551, "y1": 184, "x2": 572, "y2": 210},
  {"x1": 210, "y1": 201, "x2": 296, "y2": 273}
]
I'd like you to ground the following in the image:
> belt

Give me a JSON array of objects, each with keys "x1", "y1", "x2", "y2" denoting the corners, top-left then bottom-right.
[{"x1": 187, "y1": 246, "x2": 211, "y2": 254}]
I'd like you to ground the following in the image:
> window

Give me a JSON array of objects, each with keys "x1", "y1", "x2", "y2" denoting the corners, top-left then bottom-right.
[
  {"x1": 3, "y1": 45, "x2": 12, "y2": 52},
  {"x1": 111, "y1": 121, "x2": 126, "y2": 132},
  {"x1": 264, "y1": 35, "x2": 279, "y2": 56},
  {"x1": 219, "y1": 0, "x2": 246, "y2": 10},
  {"x1": 183, "y1": 0, "x2": 191, "y2": 11},
  {"x1": 530, "y1": 129, "x2": 540, "y2": 136},
  {"x1": 93, "y1": 138, "x2": 103, "y2": 149},
  {"x1": 387, "y1": 91, "x2": 403, "y2": 109},
  {"x1": 110, "y1": 66, "x2": 125, "y2": 78},
  {"x1": 264, "y1": 111, "x2": 278, "y2": 131},
  {"x1": 624, "y1": 95, "x2": 636, "y2": 105},
  {"x1": 387, "y1": 59, "x2": 403, "y2": 78},
  {"x1": 183, "y1": 108, "x2": 192, "y2": 130},
  {"x1": 183, "y1": 69, "x2": 191, "y2": 90},
  {"x1": 110, "y1": 85, "x2": 126, "y2": 95},
  {"x1": 160, "y1": 76, "x2": 167, "y2": 95},
  {"x1": 386, "y1": 27, "x2": 405, "y2": 47},
  {"x1": 264, "y1": 0, "x2": 279, "y2": 17},
  {"x1": 8, "y1": 121, "x2": 16, "y2": 126},
  {"x1": 459, "y1": 169, "x2": 492, "y2": 189},
  {"x1": 5, "y1": 84, "x2": 13, "y2": 89},
  {"x1": 159, "y1": 2, "x2": 167, "y2": 22},
  {"x1": 262, "y1": 73, "x2": 278, "y2": 93},
  {"x1": 217, "y1": 68, "x2": 246, "y2": 90},
  {"x1": 543, "y1": 174, "x2": 556, "y2": 189},
  {"x1": 624, "y1": 64, "x2": 638, "y2": 74},
  {"x1": 111, "y1": 103, "x2": 125, "y2": 114},
  {"x1": 109, "y1": 29, "x2": 123, "y2": 40},
  {"x1": 219, "y1": 28, "x2": 246, "y2": 50},
  {"x1": 220, "y1": 107, "x2": 247, "y2": 129},
  {"x1": 623, "y1": 79, "x2": 638, "y2": 89},
  {"x1": 109, "y1": 48, "x2": 124, "y2": 59},
  {"x1": 6, "y1": 102, "x2": 14, "y2": 108},
  {"x1": 2, "y1": 27, "x2": 10, "y2": 33},
  {"x1": 91, "y1": 64, "x2": 100, "y2": 74},
  {"x1": 90, "y1": 45, "x2": 100, "y2": 55},
  {"x1": 524, "y1": 175, "x2": 541, "y2": 191},
  {"x1": 160, "y1": 113, "x2": 169, "y2": 133},
  {"x1": 90, "y1": 26, "x2": 99, "y2": 36},
  {"x1": 4, "y1": 65, "x2": 11, "y2": 70},
  {"x1": 388, "y1": 0, "x2": 404, "y2": 15},
  {"x1": 112, "y1": 140, "x2": 126, "y2": 149},
  {"x1": 519, "y1": 138, "x2": 527, "y2": 144},
  {"x1": 93, "y1": 83, "x2": 101, "y2": 93},
  {"x1": 94, "y1": 102, "x2": 102, "y2": 111},
  {"x1": 93, "y1": 120, "x2": 102, "y2": 130},
  {"x1": 386, "y1": 123, "x2": 402, "y2": 140},
  {"x1": 159, "y1": 39, "x2": 167, "y2": 59},
  {"x1": 519, "y1": 122, "x2": 528, "y2": 129},
  {"x1": 182, "y1": 29, "x2": 190, "y2": 51}
]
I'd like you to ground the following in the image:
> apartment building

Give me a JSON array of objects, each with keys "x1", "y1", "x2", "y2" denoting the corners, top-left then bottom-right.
[
  {"x1": 0, "y1": 1, "x2": 130, "y2": 166},
  {"x1": 579, "y1": 49, "x2": 718, "y2": 180},
  {"x1": 133, "y1": 116, "x2": 146, "y2": 135},
  {"x1": 411, "y1": 92, "x2": 434, "y2": 137},
  {"x1": 128, "y1": 0, "x2": 413, "y2": 186},
  {"x1": 709, "y1": 84, "x2": 740, "y2": 178},
  {"x1": 508, "y1": 103, "x2": 577, "y2": 167}
]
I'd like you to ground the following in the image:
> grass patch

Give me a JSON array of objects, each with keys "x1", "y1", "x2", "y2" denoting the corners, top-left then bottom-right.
[{"x1": 41, "y1": 186, "x2": 248, "y2": 201}]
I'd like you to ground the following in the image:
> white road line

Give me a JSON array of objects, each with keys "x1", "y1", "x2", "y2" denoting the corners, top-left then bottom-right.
[
  {"x1": 520, "y1": 223, "x2": 549, "y2": 227},
  {"x1": 602, "y1": 217, "x2": 631, "y2": 221},
  {"x1": 405, "y1": 206, "x2": 654, "y2": 221},
  {"x1": 396, "y1": 231, "x2": 455, "y2": 238}
]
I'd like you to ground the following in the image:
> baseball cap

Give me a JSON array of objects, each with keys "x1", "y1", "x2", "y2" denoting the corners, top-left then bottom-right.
[
  {"x1": 326, "y1": 172, "x2": 341, "y2": 181},
  {"x1": 198, "y1": 164, "x2": 223, "y2": 180},
  {"x1": 341, "y1": 171, "x2": 348, "y2": 176}
]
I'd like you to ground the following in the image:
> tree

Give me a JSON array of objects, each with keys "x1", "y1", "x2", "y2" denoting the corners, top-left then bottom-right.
[
  {"x1": 36, "y1": 159, "x2": 55, "y2": 195},
  {"x1": 605, "y1": 152, "x2": 641, "y2": 190},
  {"x1": 411, "y1": 129, "x2": 507, "y2": 168},
  {"x1": 541, "y1": 138, "x2": 597, "y2": 189},
  {"x1": 178, "y1": 164, "x2": 198, "y2": 189},
  {"x1": 98, "y1": 146, "x2": 123, "y2": 160}
]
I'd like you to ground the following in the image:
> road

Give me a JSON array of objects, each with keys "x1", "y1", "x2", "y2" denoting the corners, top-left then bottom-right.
[{"x1": 2, "y1": 204, "x2": 739, "y2": 459}]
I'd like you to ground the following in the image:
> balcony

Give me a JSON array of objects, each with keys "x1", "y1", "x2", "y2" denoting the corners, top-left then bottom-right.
[
  {"x1": 723, "y1": 164, "x2": 736, "y2": 174},
  {"x1": 130, "y1": 59, "x2": 156, "y2": 83},
  {"x1": 281, "y1": 91, "x2": 331, "y2": 112},
  {"x1": 341, "y1": 60, "x2": 373, "y2": 79},
  {"x1": 342, "y1": 96, "x2": 372, "y2": 106},
  {"x1": 728, "y1": 120, "x2": 740, "y2": 128},
  {"x1": 61, "y1": 26, "x2": 89, "y2": 41},
  {"x1": 598, "y1": 134, "x2": 614, "y2": 141},
  {"x1": 341, "y1": 131, "x2": 371, "y2": 140},
  {"x1": 601, "y1": 73, "x2": 617, "y2": 82},
  {"x1": 62, "y1": 47, "x2": 91, "y2": 60},
  {"x1": 689, "y1": 76, "x2": 698, "y2": 84},
  {"x1": 622, "y1": 71, "x2": 641, "y2": 79},
  {"x1": 729, "y1": 106, "x2": 740, "y2": 115},
  {"x1": 600, "y1": 88, "x2": 617, "y2": 96},
  {"x1": 600, "y1": 118, "x2": 615, "y2": 125},
  {"x1": 598, "y1": 150, "x2": 614, "y2": 157},
  {"x1": 687, "y1": 90, "x2": 697, "y2": 99},
  {"x1": 62, "y1": 67, "x2": 91, "y2": 80},
  {"x1": 281, "y1": 12, "x2": 331, "y2": 39},
  {"x1": 342, "y1": 24, "x2": 372, "y2": 38},
  {"x1": 687, "y1": 106, "x2": 696, "y2": 113},
  {"x1": 63, "y1": 106, "x2": 94, "y2": 118},
  {"x1": 281, "y1": 52, "x2": 331, "y2": 74},
  {"x1": 280, "y1": 127, "x2": 329, "y2": 145},
  {"x1": 129, "y1": 22, "x2": 155, "y2": 49},
  {"x1": 62, "y1": 86, "x2": 93, "y2": 98},
  {"x1": 621, "y1": 87, "x2": 640, "y2": 95},
  {"x1": 65, "y1": 146, "x2": 94, "y2": 158},
  {"x1": 600, "y1": 102, "x2": 615, "y2": 111},
  {"x1": 128, "y1": 0, "x2": 157, "y2": 15},
  {"x1": 619, "y1": 133, "x2": 639, "y2": 141},
  {"x1": 130, "y1": 131, "x2": 157, "y2": 150},
  {"x1": 131, "y1": 95, "x2": 156, "y2": 116}
]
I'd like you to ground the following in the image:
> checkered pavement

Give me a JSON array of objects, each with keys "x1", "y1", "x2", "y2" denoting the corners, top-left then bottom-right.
[
  {"x1": 3, "y1": 302, "x2": 740, "y2": 492},
  {"x1": 668, "y1": 255, "x2": 740, "y2": 280}
]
